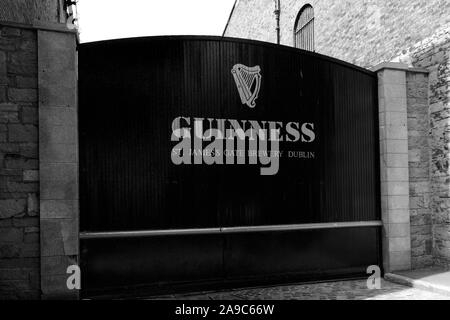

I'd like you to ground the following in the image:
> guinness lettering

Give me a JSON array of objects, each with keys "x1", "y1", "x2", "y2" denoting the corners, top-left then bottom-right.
[{"x1": 170, "y1": 116, "x2": 315, "y2": 175}]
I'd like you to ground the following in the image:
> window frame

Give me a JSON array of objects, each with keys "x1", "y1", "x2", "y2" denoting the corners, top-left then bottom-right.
[{"x1": 293, "y1": 4, "x2": 315, "y2": 51}]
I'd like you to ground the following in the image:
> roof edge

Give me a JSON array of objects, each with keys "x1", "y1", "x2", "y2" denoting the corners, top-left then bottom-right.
[{"x1": 222, "y1": 0, "x2": 238, "y2": 37}]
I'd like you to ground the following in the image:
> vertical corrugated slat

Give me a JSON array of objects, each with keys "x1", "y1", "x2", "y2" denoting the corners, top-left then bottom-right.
[{"x1": 79, "y1": 37, "x2": 378, "y2": 230}]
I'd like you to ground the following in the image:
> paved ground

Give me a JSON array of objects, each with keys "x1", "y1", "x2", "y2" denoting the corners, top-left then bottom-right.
[
  {"x1": 151, "y1": 279, "x2": 450, "y2": 300},
  {"x1": 394, "y1": 267, "x2": 450, "y2": 288}
]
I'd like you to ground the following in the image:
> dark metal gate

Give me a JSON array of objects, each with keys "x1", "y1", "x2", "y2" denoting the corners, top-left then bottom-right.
[{"x1": 78, "y1": 36, "x2": 381, "y2": 297}]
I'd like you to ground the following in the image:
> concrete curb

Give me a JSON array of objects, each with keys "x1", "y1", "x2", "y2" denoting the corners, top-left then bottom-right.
[{"x1": 385, "y1": 273, "x2": 450, "y2": 297}]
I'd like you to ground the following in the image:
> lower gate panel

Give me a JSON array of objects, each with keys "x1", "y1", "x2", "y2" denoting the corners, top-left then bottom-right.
[{"x1": 80, "y1": 227, "x2": 381, "y2": 298}]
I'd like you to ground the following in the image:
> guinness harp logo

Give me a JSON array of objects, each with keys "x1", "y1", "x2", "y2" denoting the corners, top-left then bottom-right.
[{"x1": 231, "y1": 64, "x2": 261, "y2": 108}]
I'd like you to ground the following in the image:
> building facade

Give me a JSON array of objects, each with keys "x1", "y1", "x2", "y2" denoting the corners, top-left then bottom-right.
[{"x1": 225, "y1": 0, "x2": 450, "y2": 270}]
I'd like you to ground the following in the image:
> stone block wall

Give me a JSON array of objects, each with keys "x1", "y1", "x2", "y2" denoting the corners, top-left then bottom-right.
[
  {"x1": 404, "y1": 26, "x2": 450, "y2": 267},
  {"x1": 1, "y1": 0, "x2": 77, "y2": 299},
  {"x1": 0, "y1": 26, "x2": 40, "y2": 299},
  {"x1": 225, "y1": 0, "x2": 450, "y2": 68},
  {"x1": 0, "y1": 0, "x2": 65, "y2": 25},
  {"x1": 406, "y1": 71, "x2": 432, "y2": 269}
]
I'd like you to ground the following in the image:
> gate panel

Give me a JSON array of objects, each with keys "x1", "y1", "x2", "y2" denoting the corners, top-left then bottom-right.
[{"x1": 79, "y1": 36, "x2": 380, "y2": 296}]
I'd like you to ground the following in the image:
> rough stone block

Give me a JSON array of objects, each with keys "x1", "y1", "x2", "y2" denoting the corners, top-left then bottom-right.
[
  {"x1": 24, "y1": 232, "x2": 39, "y2": 244},
  {"x1": 0, "y1": 268, "x2": 29, "y2": 281},
  {"x1": 16, "y1": 76, "x2": 37, "y2": 89},
  {"x1": 27, "y1": 193, "x2": 38, "y2": 216},
  {"x1": 1, "y1": 27, "x2": 21, "y2": 38},
  {"x1": 0, "y1": 228, "x2": 23, "y2": 242},
  {"x1": 8, "y1": 51, "x2": 37, "y2": 75},
  {"x1": 7, "y1": 124, "x2": 37, "y2": 142},
  {"x1": 408, "y1": 149, "x2": 421, "y2": 162},
  {"x1": 0, "y1": 257, "x2": 39, "y2": 269},
  {"x1": 6, "y1": 181, "x2": 38, "y2": 193},
  {"x1": 409, "y1": 181, "x2": 430, "y2": 195},
  {"x1": 12, "y1": 217, "x2": 38, "y2": 227},
  {"x1": 4, "y1": 155, "x2": 38, "y2": 169},
  {"x1": 23, "y1": 170, "x2": 39, "y2": 182},
  {"x1": 21, "y1": 106, "x2": 38, "y2": 124},
  {"x1": 8, "y1": 88, "x2": 37, "y2": 102},
  {"x1": 0, "y1": 199, "x2": 26, "y2": 218},
  {"x1": 0, "y1": 243, "x2": 21, "y2": 258},
  {"x1": 0, "y1": 51, "x2": 7, "y2": 85},
  {"x1": 0, "y1": 110, "x2": 19, "y2": 123},
  {"x1": 0, "y1": 103, "x2": 19, "y2": 112},
  {"x1": 19, "y1": 143, "x2": 38, "y2": 158},
  {"x1": 410, "y1": 196, "x2": 430, "y2": 209},
  {"x1": 410, "y1": 213, "x2": 431, "y2": 226},
  {"x1": 25, "y1": 227, "x2": 39, "y2": 233},
  {"x1": 19, "y1": 243, "x2": 40, "y2": 257}
]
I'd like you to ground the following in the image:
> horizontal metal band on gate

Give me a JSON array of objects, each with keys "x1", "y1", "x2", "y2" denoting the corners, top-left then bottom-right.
[{"x1": 79, "y1": 220, "x2": 382, "y2": 239}]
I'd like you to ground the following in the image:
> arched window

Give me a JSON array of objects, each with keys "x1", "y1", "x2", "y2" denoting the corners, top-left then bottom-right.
[{"x1": 294, "y1": 4, "x2": 314, "y2": 51}]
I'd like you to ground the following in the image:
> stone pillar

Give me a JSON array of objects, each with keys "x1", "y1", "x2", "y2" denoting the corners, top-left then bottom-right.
[
  {"x1": 38, "y1": 29, "x2": 79, "y2": 299},
  {"x1": 373, "y1": 62, "x2": 412, "y2": 272}
]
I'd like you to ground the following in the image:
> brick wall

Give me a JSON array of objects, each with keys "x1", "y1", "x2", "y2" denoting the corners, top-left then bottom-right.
[
  {"x1": 225, "y1": 0, "x2": 450, "y2": 68},
  {"x1": 0, "y1": 0, "x2": 76, "y2": 300},
  {"x1": 0, "y1": 26, "x2": 40, "y2": 299}
]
